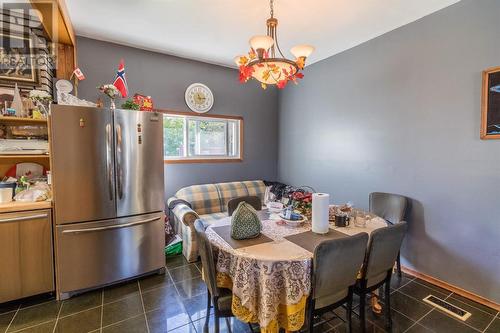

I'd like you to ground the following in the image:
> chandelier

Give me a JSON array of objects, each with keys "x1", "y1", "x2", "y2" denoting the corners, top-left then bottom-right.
[{"x1": 235, "y1": 0, "x2": 315, "y2": 89}]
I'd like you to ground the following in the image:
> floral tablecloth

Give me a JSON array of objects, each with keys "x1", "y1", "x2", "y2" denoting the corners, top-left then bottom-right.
[{"x1": 205, "y1": 209, "x2": 387, "y2": 333}]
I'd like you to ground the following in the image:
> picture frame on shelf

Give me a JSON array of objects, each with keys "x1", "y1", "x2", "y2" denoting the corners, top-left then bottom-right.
[
  {"x1": 0, "y1": 32, "x2": 38, "y2": 85},
  {"x1": 481, "y1": 66, "x2": 500, "y2": 139}
]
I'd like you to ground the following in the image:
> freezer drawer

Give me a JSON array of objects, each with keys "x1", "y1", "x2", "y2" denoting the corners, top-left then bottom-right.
[
  {"x1": 55, "y1": 212, "x2": 164, "y2": 296},
  {"x1": 0, "y1": 209, "x2": 54, "y2": 303}
]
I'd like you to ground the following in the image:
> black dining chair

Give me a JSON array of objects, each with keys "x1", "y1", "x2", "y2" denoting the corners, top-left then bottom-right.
[
  {"x1": 193, "y1": 219, "x2": 235, "y2": 333},
  {"x1": 306, "y1": 233, "x2": 369, "y2": 333},
  {"x1": 369, "y1": 192, "x2": 408, "y2": 277},
  {"x1": 354, "y1": 222, "x2": 407, "y2": 332},
  {"x1": 227, "y1": 196, "x2": 262, "y2": 216}
]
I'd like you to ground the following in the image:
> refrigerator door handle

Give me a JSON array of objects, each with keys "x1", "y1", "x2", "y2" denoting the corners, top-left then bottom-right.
[
  {"x1": 115, "y1": 123, "x2": 123, "y2": 200},
  {"x1": 105, "y1": 123, "x2": 113, "y2": 201},
  {"x1": 61, "y1": 216, "x2": 161, "y2": 234}
]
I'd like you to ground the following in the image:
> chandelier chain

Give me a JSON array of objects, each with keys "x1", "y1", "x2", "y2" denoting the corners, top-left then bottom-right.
[{"x1": 270, "y1": 0, "x2": 274, "y2": 18}]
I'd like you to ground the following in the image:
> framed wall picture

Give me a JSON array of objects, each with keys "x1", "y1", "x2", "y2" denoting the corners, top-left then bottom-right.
[
  {"x1": 481, "y1": 66, "x2": 500, "y2": 139},
  {"x1": 0, "y1": 32, "x2": 38, "y2": 85}
]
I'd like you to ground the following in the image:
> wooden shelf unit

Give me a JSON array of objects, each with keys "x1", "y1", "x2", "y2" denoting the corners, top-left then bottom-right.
[
  {"x1": 0, "y1": 117, "x2": 48, "y2": 125},
  {"x1": 0, "y1": 155, "x2": 49, "y2": 159},
  {"x1": 0, "y1": 117, "x2": 51, "y2": 177}
]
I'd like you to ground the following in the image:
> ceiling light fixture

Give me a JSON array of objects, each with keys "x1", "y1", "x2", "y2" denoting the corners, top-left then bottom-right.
[{"x1": 235, "y1": 0, "x2": 314, "y2": 89}]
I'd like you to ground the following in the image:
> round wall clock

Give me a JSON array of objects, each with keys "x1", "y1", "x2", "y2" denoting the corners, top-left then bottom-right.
[{"x1": 185, "y1": 83, "x2": 214, "y2": 113}]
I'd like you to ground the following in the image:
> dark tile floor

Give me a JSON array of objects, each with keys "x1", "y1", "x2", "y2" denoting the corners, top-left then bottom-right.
[{"x1": 0, "y1": 255, "x2": 498, "y2": 333}]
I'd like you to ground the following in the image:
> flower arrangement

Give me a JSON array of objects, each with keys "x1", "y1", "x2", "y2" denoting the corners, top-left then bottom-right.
[
  {"x1": 97, "y1": 84, "x2": 120, "y2": 109},
  {"x1": 290, "y1": 191, "x2": 312, "y2": 219},
  {"x1": 236, "y1": 50, "x2": 304, "y2": 90},
  {"x1": 29, "y1": 90, "x2": 52, "y2": 103},
  {"x1": 97, "y1": 84, "x2": 120, "y2": 99},
  {"x1": 29, "y1": 89, "x2": 52, "y2": 118}
]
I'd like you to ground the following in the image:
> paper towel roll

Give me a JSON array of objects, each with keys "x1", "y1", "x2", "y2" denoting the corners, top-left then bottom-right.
[{"x1": 312, "y1": 193, "x2": 330, "y2": 234}]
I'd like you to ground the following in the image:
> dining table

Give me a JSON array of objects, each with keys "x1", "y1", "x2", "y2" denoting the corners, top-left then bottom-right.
[{"x1": 205, "y1": 208, "x2": 389, "y2": 333}]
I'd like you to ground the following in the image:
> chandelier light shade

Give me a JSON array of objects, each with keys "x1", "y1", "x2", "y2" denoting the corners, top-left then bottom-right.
[
  {"x1": 290, "y1": 44, "x2": 315, "y2": 60},
  {"x1": 249, "y1": 35, "x2": 274, "y2": 55},
  {"x1": 236, "y1": 0, "x2": 314, "y2": 89}
]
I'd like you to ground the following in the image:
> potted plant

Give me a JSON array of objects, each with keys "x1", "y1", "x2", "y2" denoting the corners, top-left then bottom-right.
[{"x1": 121, "y1": 99, "x2": 140, "y2": 110}]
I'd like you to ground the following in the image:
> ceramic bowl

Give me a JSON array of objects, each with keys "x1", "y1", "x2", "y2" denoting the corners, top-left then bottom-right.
[{"x1": 279, "y1": 214, "x2": 307, "y2": 227}]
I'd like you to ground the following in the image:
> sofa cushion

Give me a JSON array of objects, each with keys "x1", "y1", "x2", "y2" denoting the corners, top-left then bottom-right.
[
  {"x1": 216, "y1": 181, "x2": 251, "y2": 212},
  {"x1": 241, "y1": 180, "x2": 267, "y2": 202},
  {"x1": 176, "y1": 184, "x2": 222, "y2": 215}
]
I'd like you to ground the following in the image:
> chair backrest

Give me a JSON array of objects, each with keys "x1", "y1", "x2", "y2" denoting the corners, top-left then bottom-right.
[
  {"x1": 369, "y1": 192, "x2": 408, "y2": 225},
  {"x1": 227, "y1": 196, "x2": 262, "y2": 216},
  {"x1": 312, "y1": 233, "x2": 369, "y2": 306},
  {"x1": 362, "y1": 222, "x2": 407, "y2": 287},
  {"x1": 193, "y1": 219, "x2": 219, "y2": 297}
]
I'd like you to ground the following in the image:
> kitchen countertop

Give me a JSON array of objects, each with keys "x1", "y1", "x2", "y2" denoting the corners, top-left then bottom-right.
[{"x1": 0, "y1": 200, "x2": 52, "y2": 213}]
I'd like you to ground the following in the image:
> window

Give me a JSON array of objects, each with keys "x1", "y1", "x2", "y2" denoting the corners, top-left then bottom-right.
[{"x1": 163, "y1": 112, "x2": 242, "y2": 162}]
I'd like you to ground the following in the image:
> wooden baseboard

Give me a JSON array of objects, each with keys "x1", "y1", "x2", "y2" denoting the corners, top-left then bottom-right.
[{"x1": 401, "y1": 266, "x2": 500, "y2": 312}]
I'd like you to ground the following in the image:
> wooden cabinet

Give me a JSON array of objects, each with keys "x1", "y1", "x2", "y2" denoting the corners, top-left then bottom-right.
[
  {"x1": 0, "y1": 208, "x2": 54, "y2": 303},
  {"x1": 0, "y1": 116, "x2": 53, "y2": 303}
]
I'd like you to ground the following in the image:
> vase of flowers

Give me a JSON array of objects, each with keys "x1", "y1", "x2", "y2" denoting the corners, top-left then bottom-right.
[
  {"x1": 97, "y1": 84, "x2": 120, "y2": 109},
  {"x1": 29, "y1": 90, "x2": 52, "y2": 119}
]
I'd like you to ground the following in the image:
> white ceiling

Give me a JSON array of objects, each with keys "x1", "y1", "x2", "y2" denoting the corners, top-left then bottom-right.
[{"x1": 65, "y1": 0, "x2": 460, "y2": 68}]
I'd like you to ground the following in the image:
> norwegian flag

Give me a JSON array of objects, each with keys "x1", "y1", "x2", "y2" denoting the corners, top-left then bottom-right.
[
  {"x1": 113, "y1": 59, "x2": 128, "y2": 98},
  {"x1": 72, "y1": 67, "x2": 85, "y2": 80}
]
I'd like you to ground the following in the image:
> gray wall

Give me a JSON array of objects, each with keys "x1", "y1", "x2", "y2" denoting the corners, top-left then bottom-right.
[
  {"x1": 75, "y1": 37, "x2": 279, "y2": 198},
  {"x1": 278, "y1": 0, "x2": 500, "y2": 302}
]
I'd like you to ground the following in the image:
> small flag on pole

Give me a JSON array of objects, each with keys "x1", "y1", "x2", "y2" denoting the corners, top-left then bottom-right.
[
  {"x1": 113, "y1": 59, "x2": 128, "y2": 98},
  {"x1": 72, "y1": 67, "x2": 85, "y2": 80}
]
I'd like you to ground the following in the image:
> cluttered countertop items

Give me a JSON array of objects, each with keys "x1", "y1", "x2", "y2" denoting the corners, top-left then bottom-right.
[{"x1": 0, "y1": 162, "x2": 51, "y2": 212}]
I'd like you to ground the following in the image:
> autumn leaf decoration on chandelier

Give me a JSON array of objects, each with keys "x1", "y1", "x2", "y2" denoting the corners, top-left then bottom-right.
[{"x1": 235, "y1": 0, "x2": 314, "y2": 89}]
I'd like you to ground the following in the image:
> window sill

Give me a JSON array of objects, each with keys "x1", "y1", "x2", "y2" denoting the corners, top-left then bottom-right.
[{"x1": 164, "y1": 158, "x2": 243, "y2": 164}]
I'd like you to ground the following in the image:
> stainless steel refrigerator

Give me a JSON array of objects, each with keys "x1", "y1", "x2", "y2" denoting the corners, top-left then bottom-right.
[{"x1": 50, "y1": 105, "x2": 165, "y2": 299}]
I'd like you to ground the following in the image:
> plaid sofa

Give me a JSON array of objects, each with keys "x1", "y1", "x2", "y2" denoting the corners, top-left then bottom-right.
[{"x1": 168, "y1": 180, "x2": 267, "y2": 262}]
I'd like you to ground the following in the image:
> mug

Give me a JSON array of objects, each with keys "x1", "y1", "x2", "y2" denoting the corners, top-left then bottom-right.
[{"x1": 335, "y1": 215, "x2": 350, "y2": 227}]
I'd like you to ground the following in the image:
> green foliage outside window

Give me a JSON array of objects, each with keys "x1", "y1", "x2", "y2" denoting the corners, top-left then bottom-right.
[
  {"x1": 163, "y1": 115, "x2": 240, "y2": 159},
  {"x1": 164, "y1": 117, "x2": 184, "y2": 157}
]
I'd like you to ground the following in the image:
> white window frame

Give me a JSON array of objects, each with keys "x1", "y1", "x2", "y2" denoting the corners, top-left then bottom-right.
[{"x1": 163, "y1": 111, "x2": 243, "y2": 163}]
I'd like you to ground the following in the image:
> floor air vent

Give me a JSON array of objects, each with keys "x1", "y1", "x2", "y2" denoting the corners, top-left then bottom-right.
[{"x1": 423, "y1": 295, "x2": 472, "y2": 321}]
